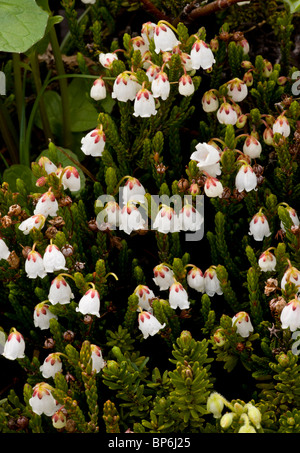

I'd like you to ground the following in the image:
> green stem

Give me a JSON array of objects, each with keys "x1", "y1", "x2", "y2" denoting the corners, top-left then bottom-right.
[
  {"x1": 49, "y1": 25, "x2": 72, "y2": 149},
  {"x1": 29, "y1": 52, "x2": 53, "y2": 143},
  {"x1": 0, "y1": 99, "x2": 19, "y2": 164},
  {"x1": 12, "y1": 53, "x2": 23, "y2": 126}
]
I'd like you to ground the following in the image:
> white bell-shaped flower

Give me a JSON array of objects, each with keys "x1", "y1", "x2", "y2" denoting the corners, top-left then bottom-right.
[
  {"x1": 99, "y1": 52, "x2": 118, "y2": 69},
  {"x1": 91, "y1": 344, "x2": 106, "y2": 373},
  {"x1": 98, "y1": 201, "x2": 120, "y2": 229},
  {"x1": 217, "y1": 101, "x2": 238, "y2": 125},
  {"x1": 76, "y1": 287, "x2": 100, "y2": 317},
  {"x1": 29, "y1": 383, "x2": 60, "y2": 416},
  {"x1": 235, "y1": 163, "x2": 257, "y2": 192},
  {"x1": 281, "y1": 265, "x2": 300, "y2": 290},
  {"x1": 0, "y1": 237, "x2": 10, "y2": 260},
  {"x1": 40, "y1": 353, "x2": 62, "y2": 379},
  {"x1": 112, "y1": 72, "x2": 141, "y2": 102},
  {"x1": 38, "y1": 156, "x2": 58, "y2": 175},
  {"x1": 272, "y1": 114, "x2": 291, "y2": 137},
  {"x1": 151, "y1": 71, "x2": 170, "y2": 100},
  {"x1": 178, "y1": 204, "x2": 203, "y2": 232},
  {"x1": 141, "y1": 21, "x2": 156, "y2": 46},
  {"x1": 2, "y1": 329, "x2": 25, "y2": 360},
  {"x1": 258, "y1": 250, "x2": 277, "y2": 272},
  {"x1": 204, "y1": 176, "x2": 223, "y2": 198},
  {"x1": 190, "y1": 142, "x2": 221, "y2": 177},
  {"x1": 25, "y1": 250, "x2": 47, "y2": 279},
  {"x1": 202, "y1": 90, "x2": 219, "y2": 112},
  {"x1": 169, "y1": 281, "x2": 190, "y2": 310},
  {"x1": 132, "y1": 36, "x2": 149, "y2": 56},
  {"x1": 146, "y1": 63, "x2": 161, "y2": 82},
  {"x1": 190, "y1": 39, "x2": 215, "y2": 70},
  {"x1": 81, "y1": 127, "x2": 106, "y2": 157},
  {"x1": 119, "y1": 202, "x2": 146, "y2": 235},
  {"x1": 153, "y1": 264, "x2": 175, "y2": 290},
  {"x1": 178, "y1": 74, "x2": 195, "y2": 96},
  {"x1": 280, "y1": 297, "x2": 300, "y2": 332},
  {"x1": 243, "y1": 135, "x2": 262, "y2": 159},
  {"x1": 34, "y1": 189, "x2": 59, "y2": 218},
  {"x1": 43, "y1": 244, "x2": 68, "y2": 273},
  {"x1": 138, "y1": 311, "x2": 166, "y2": 339},
  {"x1": 204, "y1": 266, "x2": 223, "y2": 296},
  {"x1": 133, "y1": 86, "x2": 157, "y2": 118},
  {"x1": 34, "y1": 302, "x2": 58, "y2": 330},
  {"x1": 180, "y1": 52, "x2": 193, "y2": 71},
  {"x1": 154, "y1": 22, "x2": 180, "y2": 54},
  {"x1": 61, "y1": 166, "x2": 81, "y2": 192},
  {"x1": 134, "y1": 285, "x2": 155, "y2": 312},
  {"x1": 19, "y1": 214, "x2": 46, "y2": 235},
  {"x1": 122, "y1": 177, "x2": 146, "y2": 205},
  {"x1": 232, "y1": 311, "x2": 254, "y2": 337},
  {"x1": 48, "y1": 275, "x2": 74, "y2": 305},
  {"x1": 249, "y1": 211, "x2": 271, "y2": 241},
  {"x1": 153, "y1": 205, "x2": 180, "y2": 234},
  {"x1": 280, "y1": 205, "x2": 299, "y2": 232},
  {"x1": 90, "y1": 78, "x2": 106, "y2": 100},
  {"x1": 187, "y1": 266, "x2": 205, "y2": 292},
  {"x1": 227, "y1": 77, "x2": 248, "y2": 102}
]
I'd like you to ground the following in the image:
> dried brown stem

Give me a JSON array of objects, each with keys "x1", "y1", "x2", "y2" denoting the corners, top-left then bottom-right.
[{"x1": 138, "y1": 0, "x2": 170, "y2": 22}]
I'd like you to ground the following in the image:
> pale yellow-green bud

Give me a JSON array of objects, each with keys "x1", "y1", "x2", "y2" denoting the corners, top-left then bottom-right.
[
  {"x1": 207, "y1": 392, "x2": 224, "y2": 418},
  {"x1": 238, "y1": 424, "x2": 256, "y2": 433},
  {"x1": 220, "y1": 412, "x2": 235, "y2": 429},
  {"x1": 246, "y1": 404, "x2": 262, "y2": 429}
]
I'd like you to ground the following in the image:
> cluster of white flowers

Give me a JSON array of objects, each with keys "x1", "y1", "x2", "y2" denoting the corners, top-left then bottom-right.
[{"x1": 37, "y1": 157, "x2": 81, "y2": 193}]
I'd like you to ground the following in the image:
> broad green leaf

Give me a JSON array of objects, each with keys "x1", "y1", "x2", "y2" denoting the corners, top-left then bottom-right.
[
  {"x1": 68, "y1": 78, "x2": 99, "y2": 132},
  {"x1": 34, "y1": 90, "x2": 63, "y2": 141},
  {"x1": 282, "y1": 0, "x2": 300, "y2": 13},
  {"x1": 0, "y1": 0, "x2": 49, "y2": 53}
]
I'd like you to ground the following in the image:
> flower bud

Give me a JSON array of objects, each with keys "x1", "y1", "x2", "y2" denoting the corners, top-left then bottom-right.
[{"x1": 207, "y1": 392, "x2": 224, "y2": 418}]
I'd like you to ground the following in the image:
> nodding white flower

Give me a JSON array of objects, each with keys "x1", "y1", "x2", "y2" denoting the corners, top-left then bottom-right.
[
  {"x1": 217, "y1": 101, "x2": 238, "y2": 125},
  {"x1": 34, "y1": 189, "x2": 59, "y2": 218},
  {"x1": 119, "y1": 202, "x2": 146, "y2": 235},
  {"x1": 76, "y1": 287, "x2": 100, "y2": 317},
  {"x1": 281, "y1": 265, "x2": 300, "y2": 290},
  {"x1": 237, "y1": 38, "x2": 250, "y2": 55},
  {"x1": 204, "y1": 267, "x2": 223, "y2": 296},
  {"x1": 99, "y1": 52, "x2": 118, "y2": 69},
  {"x1": 3, "y1": 329, "x2": 25, "y2": 360},
  {"x1": 190, "y1": 39, "x2": 216, "y2": 70},
  {"x1": 153, "y1": 205, "x2": 180, "y2": 234},
  {"x1": 81, "y1": 127, "x2": 106, "y2": 157},
  {"x1": 243, "y1": 70, "x2": 253, "y2": 87},
  {"x1": 232, "y1": 311, "x2": 254, "y2": 337},
  {"x1": 263, "y1": 127, "x2": 274, "y2": 145},
  {"x1": 249, "y1": 211, "x2": 271, "y2": 241},
  {"x1": 122, "y1": 177, "x2": 146, "y2": 205},
  {"x1": 169, "y1": 281, "x2": 190, "y2": 310},
  {"x1": 61, "y1": 166, "x2": 81, "y2": 192},
  {"x1": 43, "y1": 244, "x2": 68, "y2": 273},
  {"x1": 25, "y1": 250, "x2": 47, "y2": 279},
  {"x1": 141, "y1": 21, "x2": 156, "y2": 46},
  {"x1": 280, "y1": 206, "x2": 299, "y2": 232},
  {"x1": 38, "y1": 156, "x2": 57, "y2": 175},
  {"x1": 131, "y1": 36, "x2": 149, "y2": 56},
  {"x1": 40, "y1": 353, "x2": 62, "y2": 379},
  {"x1": 190, "y1": 142, "x2": 221, "y2": 177},
  {"x1": 187, "y1": 266, "x2": 205, "y2": 292},
  {"x1": 146, "y1": 63, "x2": 161, "y2": 82},
  {"x1": 90, "y1": 78, "x2": 106, "y2": 101},
  {"x1": 263, "y1": 59, "x2": 273, "y2": 77},
  {"x1": 112, "y1": 72, "x2": 141, "y2": 102},
  {"x1": 151, "y1": 71, "x2": 170, "y2": 100},
  {"x1": 19, "y1": 214, "x2": 46, "y2": 235},
  {"x1": 207, "y1": 392, "x2": 224, "y2": 419},
  {"x1": 29, "y1": 383, "x2": 60, "y2": 416},
  {"x1": 180, "y1": 52, "x2": 193, "y2": 72},
  {"x1": 134, "y1": 285, "x2": 155, "y2": 312},
  {"x1": 91, "y1": 345, "x2": 106, "y2": 372},
  {"x1": 273, "y1": 114, "x2": 291, "y2": 137},
  {"x1": 0, "y1": 237, "x2": 10, "y2": 260},
  {"x1": 153, "y1": 264, "x2": 175, "y2": 290},
  {"x1": 202, "y1": 90, "x2": 219, "y2": 113},
  {"x1": 52, "y1": 411, "x2": 67, "y2": 430},
  {"x1": 258, "y1": 250, "x2": 277, "y2": 272},
  {"x1": 235, "y1": 164, "x2": 257, "y2": 192},
  {"x1": 178, "y1": 74, "x2": 195, "y2": 96},
  {"x1": 154, "y1": 22, "x2": 180, "y2": 54},
  {"x1": 138, "y1": 311, "x2": 166, "y2": 339},
  {"x1": 98, "y1": 201, "x2": 120, "y2": 229},
  {"x1": 34, "y1": 302, "x2": 57, "y2": 330},
  {"x1": 178, "y1": 204, "x2": 204, "y2": 232},
  {"x1": 204, "y1": 176, "x2": 223, "y2": 198},
  {"x1": 243, "y1": 135, "x2": 262, "y2": 159},
  {"x1": 227, "y1": 78, "x2": 248, "y2": 102},
  {"x1": 133, "y1": 86, "x2": 157, "y2": 118},
  {"x1": 280, "y1": 297, "x2": 300, "y2": 332},
  {"x1": 48, "y1": 275, "x2": 74, "y2": 305}
]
